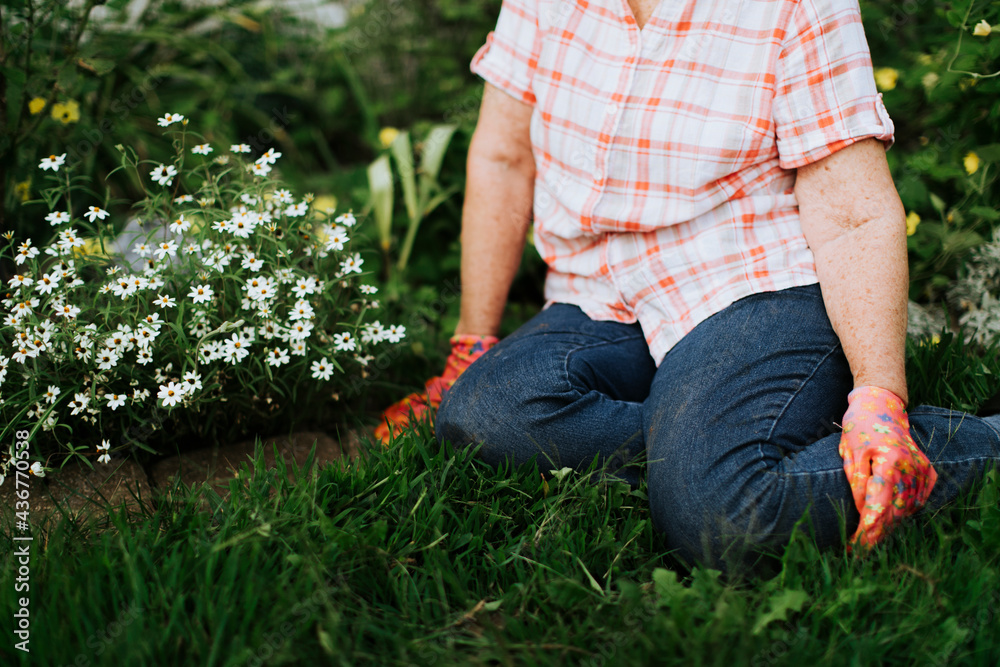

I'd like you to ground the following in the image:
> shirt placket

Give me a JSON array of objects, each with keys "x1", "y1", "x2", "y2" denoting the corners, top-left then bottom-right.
[{"x1": 594, "y1": 10, "x2": 644, "y2": 314}]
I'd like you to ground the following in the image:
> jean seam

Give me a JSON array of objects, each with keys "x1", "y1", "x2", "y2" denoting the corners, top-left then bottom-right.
[
  {"x1": 561, "y1": 335, "x2": 648, "y2": 395},
  {"x1": 760, "y1": 342, "x2": 843, "y2": 465}
]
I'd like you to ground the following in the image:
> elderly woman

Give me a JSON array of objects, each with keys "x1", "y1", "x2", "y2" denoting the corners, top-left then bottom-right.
[{"x1": 376, "y1": 0, "x2": 1000, "y2": 575}]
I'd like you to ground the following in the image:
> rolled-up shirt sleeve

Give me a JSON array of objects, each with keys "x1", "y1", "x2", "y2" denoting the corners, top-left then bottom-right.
[
  {"x1": 470, "y1": 0, "x2": 542, "y2": 106},
  {"x1": 772, "y1": 0, "x2": 894, "y2": 170}
]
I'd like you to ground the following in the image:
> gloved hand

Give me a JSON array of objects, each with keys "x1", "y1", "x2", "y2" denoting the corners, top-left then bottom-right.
[
  {"x1": 838, "y1": 385, "x2": 938, "y2": 553},
  {"x1": 374, "y1": 334, "x2": 499, "y2": 445}
]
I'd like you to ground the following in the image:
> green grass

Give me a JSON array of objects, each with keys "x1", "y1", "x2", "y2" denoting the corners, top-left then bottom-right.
[{"x1": 3, "y1": 333, "x2": 1000, "y2": 666}]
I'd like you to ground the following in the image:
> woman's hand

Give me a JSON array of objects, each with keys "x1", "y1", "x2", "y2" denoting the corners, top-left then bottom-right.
[
  {"x1": 838, "y1": 385, "x2": 938, "y2": 553},
  {"x1": 374, "y1": 335, "x2": 499, "y2": 444}
]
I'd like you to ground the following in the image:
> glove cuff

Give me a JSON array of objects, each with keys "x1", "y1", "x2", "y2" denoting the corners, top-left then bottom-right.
[
  {"x1": 449, "y1": 334, "x2": 500, "y2": 356},
  {"x1": 847, "y1": 385, "x2": 907, "y2": 412}
]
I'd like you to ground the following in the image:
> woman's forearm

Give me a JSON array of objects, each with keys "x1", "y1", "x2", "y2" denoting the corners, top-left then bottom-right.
[
  {"x1": 454, "y1": 150, "x2": 535, "y2": 337},
  {"x1": 454, "y1": 84, "x2": 536, "y2": 337},
  {"x1": 810, "y1": 213, "x2": 910, "y2": 407}
]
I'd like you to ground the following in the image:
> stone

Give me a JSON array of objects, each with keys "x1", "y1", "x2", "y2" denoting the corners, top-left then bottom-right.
[
  {"x1": 0, "y1": 458, "x2": 153, "y2": 529},
  {"x1": 149, "y1": 430, "x2": 364, "y2": 503}
]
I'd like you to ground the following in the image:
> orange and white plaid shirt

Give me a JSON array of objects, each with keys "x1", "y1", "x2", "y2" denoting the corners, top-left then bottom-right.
[{"x1": 471, "y1": 0, "x2": 894, "y2": 364}]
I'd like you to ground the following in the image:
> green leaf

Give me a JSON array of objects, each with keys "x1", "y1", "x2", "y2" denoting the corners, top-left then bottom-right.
[
  {"x1": 389, "y1": 130, "x2": 418, "y2": 224},
  {"x1": 752, "y1": 589, "x2": 809, "y2": 635},
  {"x1": 969, "y1": 206, "x2": 1000, "y2": 222},
  {"x1": 77, "y1": 57, "x2": 117, "y2": 76},
  {"x1": 974, "y1": 143, "x2": 1000, "y2": 162},
  {"x1": 929, "y1": 192, "x2": 946, "y2": 215},
  {"x1": 366, "y1": 153, "x2": 394, "y2": 252}
]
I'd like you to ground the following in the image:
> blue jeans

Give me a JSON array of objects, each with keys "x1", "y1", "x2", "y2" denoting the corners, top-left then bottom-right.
[{"x1": 436, "y1": 283, "x2": 1000, "y2": 575}]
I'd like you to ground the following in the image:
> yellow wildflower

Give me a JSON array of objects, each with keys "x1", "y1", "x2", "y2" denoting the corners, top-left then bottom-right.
[
  {"x1": 905, "y1": 211, "x2": 920, "y2": 236},
  {"x1": 973, "y1": 20, "x2": 992, "y2": 37},
  {"x1": 379, "y1": 127, "x2": 400, "y2": 149},
  {"x1": 51, "y1": 100, "x2": 80, "y2": 124},
  {"x1": 73, "y1": 237, "x2": 107, "y2": 258},
  {"x1": 964, "y1": 151, "x2": 980, "y2": 175},
  {"x1": 873, "y1": 67, "x2": 899, "y2": 91},
  {"x1": 28, "y1": 97, "x2": 46, "y2": 114},
  {"x1": 13, "y1": 180, "x2": 30, "y2": 203},
  {"x1": 310, "y1": 194, "x2": 338, "y2": 219},
  {"x1": 931, "y1": 334, "x2": 941, "y2": 345}
]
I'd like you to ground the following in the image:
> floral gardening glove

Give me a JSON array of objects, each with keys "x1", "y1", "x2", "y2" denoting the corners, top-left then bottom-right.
[
  {"x1": 374, "y1": 334, "x2": 499, "y2": 445},
  {"x1": 838, "y1": 385, "x2": 938, "y2": 553}
]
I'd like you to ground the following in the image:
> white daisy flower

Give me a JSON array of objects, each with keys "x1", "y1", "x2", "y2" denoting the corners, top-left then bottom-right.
[
  {"x1": 231, "y1": 143, "x2": 251, "y2": 153},
  {"x1": 150, "y1": 164, "x2": 178, "y2": 186},
  {"x1": 266, "y1": 347, "x2": 290, "y2": 367},
  {"x1": 169, "y1": 214, "x2": 192, "y2": 234},
  {"x1": 288, "y1": 278, "x2": 316, "y2": 300},
  {"x1": 136, "y1": 349, "x2": 154, "y2": 365},
  {"x1": 241, "y1": 253, "x2": 263, "y2": 272},
  {"x1": 182, "y1": 371, "x2": 203, "y2": 393},
  {"x1": 15, "y1": 241, "x2": 39, "y2": 265},
  {"x1": 223, "y1": 332, "x2": 251, "y2": 364},
  {"x1": 359, "y1": 284, "x2": 378, "y2": 295},
  {"x1": 250, "y1": 162, "x2": 271, "y2": 177},
  {"x1": 289, "y1": 299, "x2": 314, "y2": 321},
  {"x1": 188, "y1": 284, "x2": 214, "y2": 304},
  {"x1": 174, "y1": 194, "x2": 195, "y2": 204},
  {"x1": 157, "y1": 113, "x2": 184, "y2": 127},
  {"x1": 95, "y1": 348, "x2": 121, "y2": 371},
  {"x1": 8, "y1": 274, "x2": 32, "y2": 289},
  {"x1": 335, "y1": 211, "x2": 357, "y2": 228},
  {"x1": 273, "y1": 188, "x2": 294, "y2": 204},
  {"x1": 29, "y1": 462, "x2": 45, "y2": 477},
  {"x1": 35, "y1": 271, "x2": 61, "y2": 296},
  {"x1": 55, "y1": 303, "x2": 80, "y2": 319},
  {"x1": 154, "y1": 240, "x2": 178, "y2": 259},
  {"x1": 333, "y1": 332, "x2": 357, "y2": 352},
  {"x1": 257, "y1": 148, "x2": 282, "y2": 165},
  {"x1": 157, "y1": 381, "x2": 184, "y2": 407},
  {"x1": 361, "y1": 321, "x2": 386, "y2": 344},
  {"x1": 44, "y1": 385, "x2": 61, "y2": 404},
  {"x1": 84, "y1": 206, "x2": 109, "y2": 222},
  {"x1": 339, "y1": 252, "x2": 364, "y2": 275},
  {"x1": 285, "y1": 202, "x2": 308, "y2": 217},
  {"x1": 192, "y1": 144, "x2": 213, "y2": 155},
  {"x1": 290, "y1": 341, "x2": 307, "y2": 356},
  {"x1": 106, "y1": 394, "x2": 127, "y2": 411},
  {"x1": 324, "y1": 226, "x2": 349, "y2": 252},
  {"x1": 45, "y1": 211, "x2": 71, "y2": 226},
  {"x1": 155, "y1": 294, "x2": 176, "y2": 309},
  {"x1": 69, "y1": 392, "x2": 91, "y2": 415},
  {"x1": 39, "y1": 153, "x2": 67, "y2": 172},
  {"x1": 385, "y1": 324, "x2": 406, "y2": 343},
  {"x1": 311, "y1": 357, "x2": 334, "y2": 381}
]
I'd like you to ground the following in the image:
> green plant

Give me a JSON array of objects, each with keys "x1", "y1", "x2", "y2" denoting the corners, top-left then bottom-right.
[
  {"x1": 367, "y1": 123, "x2": 459, "y2": 274},
  {"x1": 0, "y1": 115, "x2": 406, "y2": 478}
]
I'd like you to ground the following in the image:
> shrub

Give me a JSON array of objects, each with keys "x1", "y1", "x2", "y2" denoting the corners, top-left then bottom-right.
[{"x1": 0, "y1": 115, "x2": 405, "y2": 481}]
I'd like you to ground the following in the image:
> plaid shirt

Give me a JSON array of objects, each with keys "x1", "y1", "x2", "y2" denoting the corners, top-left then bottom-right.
[{"x1": 471, "y1": 0, "x2": 894, "y2": 365}]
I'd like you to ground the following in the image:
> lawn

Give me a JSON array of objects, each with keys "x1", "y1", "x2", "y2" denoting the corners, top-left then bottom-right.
[{"x1": 3, "y1": 335, "x2": 1000, "y2": 667}]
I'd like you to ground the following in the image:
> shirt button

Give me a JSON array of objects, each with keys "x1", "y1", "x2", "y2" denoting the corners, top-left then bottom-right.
[
  {"x1": 594, "y1": 167, "x2": 604, "y2": 180},
  {"x1": 606, "y1": 103, "x2": 618, "y2": 115}
]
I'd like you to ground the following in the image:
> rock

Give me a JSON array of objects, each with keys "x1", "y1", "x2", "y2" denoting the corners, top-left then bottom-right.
[
  {"x1": 149, "y1": 430, "x2": 363, "y2": 503},
  {"x1": 0, "y1": 458, "x2": 153, "y2": 529}
]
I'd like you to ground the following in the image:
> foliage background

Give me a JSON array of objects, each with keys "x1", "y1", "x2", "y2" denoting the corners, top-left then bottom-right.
[{"x1": 1, "y1": 0, "x2": 999, "y2": 430}]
